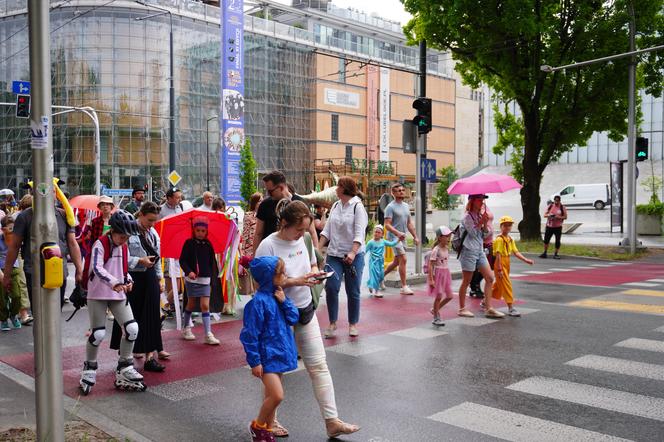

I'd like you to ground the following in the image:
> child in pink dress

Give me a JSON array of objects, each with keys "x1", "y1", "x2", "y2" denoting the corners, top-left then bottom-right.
[{"x1": 428, "y1": 226, "x2": 453, "y2": 326}]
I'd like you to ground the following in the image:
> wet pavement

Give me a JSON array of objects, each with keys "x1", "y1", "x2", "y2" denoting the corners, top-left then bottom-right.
[{"x1": 1, "y1": 256, "x2": 663, "y2": 441}]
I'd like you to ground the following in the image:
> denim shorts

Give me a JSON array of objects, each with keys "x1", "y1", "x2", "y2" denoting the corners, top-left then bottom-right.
[{"x1": 459, "y1": 248, "x2": 489, "y2": 272}]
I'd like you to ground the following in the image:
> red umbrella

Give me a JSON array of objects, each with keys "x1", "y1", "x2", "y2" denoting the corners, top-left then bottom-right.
[
  {"x1": 154, "y1": 209, "x2": 237, "y2": 259},
  {"x1": 69, "y1": 195, "x2": 102, "y2": 212}
]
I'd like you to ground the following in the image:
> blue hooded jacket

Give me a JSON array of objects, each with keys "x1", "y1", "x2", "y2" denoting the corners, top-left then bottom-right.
[{"x1": 239, "y1": 256, "x2": 299, "y2": 373}]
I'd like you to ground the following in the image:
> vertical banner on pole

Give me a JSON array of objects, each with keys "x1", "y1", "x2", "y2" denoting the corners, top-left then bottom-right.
[
  {"x1": 379, "y1": 67, "x2": 390, "y2": 162},
  {"x1": 366, "y1": 65, "x2": 379, "y2": 161},
  {"x1": 610, "y1": 161, "x2": 624, "y2": 233},
  {"x1": 221, "y1": 0, "x2": 244, "y2": 205}
]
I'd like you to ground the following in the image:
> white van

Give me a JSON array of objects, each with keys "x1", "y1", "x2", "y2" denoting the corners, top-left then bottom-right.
[{"x1": 548, "y1": 183, "x2": 609, "y2": 210}]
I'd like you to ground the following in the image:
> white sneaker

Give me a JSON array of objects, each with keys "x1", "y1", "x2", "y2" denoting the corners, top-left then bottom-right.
[
  {"x1": 368, "y1": 288, "x2": 374, "y2": 295},
  {"x1": 374, "y1": 291, "x2": 383, "y2": 298},
  {"x1": 400, "y1": 285, "x2": 414, "y2": 295},
  {"x1": 182, "y1": 327, "x2": 196, "y2": 341},
  {"x1": 432, "y1": 317, "x2": 445, "y2": 326},
  {"x1": 508, "y1": 308, "x2": 521, "y2": 317},
  {"x1": 205, "y1": 332, "x2": 220, "y2": 345}
]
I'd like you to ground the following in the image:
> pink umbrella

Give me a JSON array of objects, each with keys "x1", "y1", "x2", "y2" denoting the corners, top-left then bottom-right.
[{"x1": 447, "y1": 173, "x2": 522, "y2": 195}]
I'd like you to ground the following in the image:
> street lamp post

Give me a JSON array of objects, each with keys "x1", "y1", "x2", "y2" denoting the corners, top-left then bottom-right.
[
  {"x1": 206, "y1": 115, "x2": 218, "y2": 192},
  {"x1": 135, "y1": 2, "x2": 175, "y2": 175}
]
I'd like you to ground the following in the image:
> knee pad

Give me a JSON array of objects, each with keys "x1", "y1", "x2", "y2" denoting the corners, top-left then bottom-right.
[
  {"x1": 88, "y1": 327, "x2": 105, "y2": 347},
  {"x1": 124, "y1": 320, "x2": 139, "y2": 342}
]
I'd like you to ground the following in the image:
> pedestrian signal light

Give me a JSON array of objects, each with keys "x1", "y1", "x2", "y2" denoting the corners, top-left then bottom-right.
[
  {"x1": 412, "y1": 97, "x2": 432, "y2": 135},
  {"x1": 40, "y1": 242, "x2": 63, "y2": 289},
  {"x1": 636, "y1": 137, "x2": 648, "y2": 162},
  {"x1": 15, "y1": 94, "x2": 30, "y2": 118}
]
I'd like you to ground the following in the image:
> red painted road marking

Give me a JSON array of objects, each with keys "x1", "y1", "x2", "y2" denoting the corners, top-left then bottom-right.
[
  {"x1": 0, "y1": 293, "x2": 509, "y2": 398},
  {"x1": 512, "y1": 263, "x2": 664, "y2": 287}
]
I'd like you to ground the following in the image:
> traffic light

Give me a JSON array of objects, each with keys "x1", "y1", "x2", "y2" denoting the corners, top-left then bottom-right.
[
  {"x1": 412, "y1": 97, "x2": 432, "y2": 135},
  {"x1": 15, "y1": 94, "x2": 30, "y2": 118},
  {"x1": 636, "y1": 137, "x2": 648, "y2": 162}
]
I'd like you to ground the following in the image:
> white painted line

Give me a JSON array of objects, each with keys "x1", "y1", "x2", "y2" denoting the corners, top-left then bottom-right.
[
  {"x1": 566, "y1": 355, "x2": 664, "y2": 381},
  {"x1": 327, "y1": 341, "x2": 388, "y2": 357},
  {"x1": 621, "y1": 282, "x2": 661, "y2": 288},
  {"x1": 446, "y1": 317, "x2": 498, "y2": 327},
  {"x1": 589, "y1": 264, "x2": 616, "y2": 268},
  {"x1": 0, "y1": 361, "x2": 151, "y2": 442},
  {"x1": 548, "y1": 268, "x2": 574, "y2": 272},
  {"x1": 614, "y1": 338, "x2": 664, "y2": 353},
  {"x1": 507, "y1": 376, "x2": 664, "y2": 421},
  {"x1": 428, "y1": 402, "x2": 632, "y2": 442},
  {"x1": 510, "y1": 273, "x2": 526, "y2": 278},
  {"x1": 523, "y1": 270, "x2": 552, "y2": 275},
  {"x1": 654, "y1": 326, "x2": 664, "y2": 333},
  {"x1": 150, "y1": 377, "x2": 223, "y2": 401},
  {"x1": 389, "y1": 327, "x2": 448, "y2": 340},
  {"x1": 647, "y1": 279, "x2": 664, "y2": 283},
  {"x1": 570, "y1": 266, "x2": 596, "y2": 270}
]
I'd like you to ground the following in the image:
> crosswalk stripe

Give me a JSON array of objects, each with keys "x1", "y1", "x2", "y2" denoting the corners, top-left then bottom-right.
[
  {"x1": 548, "y1": 268, "x2": 574, "y2": 272},
  {"x1": 589, "y1": 264, "x2": 616, "y2": 267},
  {"x1": 389, "y1": 327, "x2": 448, "y2": 340},
  {"x1": 621, "y1": 289, "x2": 664, "y2": 298},
  {"x1": 655, "y1": 325, "x2": 664, "y2": 333},
  {"x1": 510, "y1": 273, "x2": 526, "y2": 278},
  {"x1": 445, "y1": 317, "x2": 498, "y2": 327},
  {"x1": 523, "y1": 270, "x2": 552, "y2": 275},
  {"x1": 647, "y1": 279, "x2": 664, "y2": 283},
  {"x1": 428, "y1": 402, "x2": 632, "y2": 442},
  {"x1": 497, "y1": 307, "x2": 540, "y2": 316},
  {"x1": 569, "y1": 299, "x2": 664, "y2": 315},
  {"x1": 327, "y1": 341, "x2": 387, "y2": 357},
  {"x1": 621, "y1": 282, "x2": 661, "y2": 288},
  {"x1": 565, "y1": 355, "x2": 664, "y2": 381},
  {"x1": 507, "y1": 376, "x2": 664, "y2": 421},
  {"x1": 615, "y1": 338, "x2": 664, "y2": 353},
  {"x1": 570, "y1": 266, "x2": 596, "y2": 270}
]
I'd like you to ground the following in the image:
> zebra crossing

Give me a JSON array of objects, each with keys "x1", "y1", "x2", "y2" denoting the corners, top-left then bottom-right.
[
  {"x1": 426, "y1": 324, "x2": 664, "y2": 441},
  {"x1": 570, "y1": 282, "x2": 664, "y2": 315}
]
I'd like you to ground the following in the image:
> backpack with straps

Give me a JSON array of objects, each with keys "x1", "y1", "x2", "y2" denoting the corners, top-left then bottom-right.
[
  {"x1": 81, "y1": 234, "x2": 129, "y2": 291},
  {"x1": 451, "y1": 224, "x2": 468, "y2": 257}
]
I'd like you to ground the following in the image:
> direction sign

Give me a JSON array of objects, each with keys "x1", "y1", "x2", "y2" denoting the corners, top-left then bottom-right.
[
  {"x1": 168, "y1": 170, "x2": 182, "y2": 186},
  {"x1": 12, "y1": 81, "x2": 30, "y2": 95},
  {"x1": 420, "y1": 158, "x2": 437, "y2": 182},
  {"x1": 100, "y1": 186, "x2": 132, "y2": 197}
]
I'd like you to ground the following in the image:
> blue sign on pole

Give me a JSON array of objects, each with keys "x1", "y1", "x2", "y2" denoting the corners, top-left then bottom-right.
[
  {"x1": 100, "y1": 186, "x2": 132, "y2": 197},
  {"x1": 220, "y1": 0, "x2": 245, "y2": 205},
  {"x1": 12, "y1": 81, "x2": 30, "y2": 94},
  {"x1": 420, "y1": 158, "x2": 437, "y2": 182}
]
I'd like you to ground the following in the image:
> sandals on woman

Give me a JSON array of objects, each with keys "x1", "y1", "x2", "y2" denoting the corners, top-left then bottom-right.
[
  {"x1": 158, "y1": 351, "x2": 171, "y2": 360},
  {"x1": 325, "y1": 419, "x2": 360, "y2": 438}
]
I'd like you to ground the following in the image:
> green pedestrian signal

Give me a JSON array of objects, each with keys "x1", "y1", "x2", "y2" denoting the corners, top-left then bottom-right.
[
  {"x1": 412, "y1": 97, "x2": 432, "y2": 135},
  {"x1": 636, "y1": 137, "x2": 648, "y2": 162}
]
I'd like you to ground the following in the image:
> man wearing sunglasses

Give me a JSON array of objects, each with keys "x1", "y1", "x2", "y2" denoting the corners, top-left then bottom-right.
[
  {"x1": 384, "y1": 182, "x2": 419, "y2": 295},
  {"x1": 252, "y1": 171, "x2": 318, "y2": 254}
]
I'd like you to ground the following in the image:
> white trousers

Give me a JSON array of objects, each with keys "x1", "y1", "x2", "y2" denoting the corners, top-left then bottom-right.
[{"x1": 294, "y1": 314, "x2": 338, "y2": 420}]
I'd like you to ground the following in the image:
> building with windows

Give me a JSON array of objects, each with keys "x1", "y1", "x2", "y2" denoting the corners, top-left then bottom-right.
[{"x1": 0, "y1": 0, "x2": 481, "y2": 205}]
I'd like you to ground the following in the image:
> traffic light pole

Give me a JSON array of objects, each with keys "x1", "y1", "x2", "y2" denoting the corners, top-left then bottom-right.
[
  {"x1": 28, "y1": 1, "x2": 65, "y2": 441},
  {"x1": 624, "y1": 4, "x2": 637, "y2": 254},
  {"x1": 414, "y1": 40, "x2": 426, "y2": 274}
]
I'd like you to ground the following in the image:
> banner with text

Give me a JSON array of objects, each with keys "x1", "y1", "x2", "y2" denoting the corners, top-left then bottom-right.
[
  {"x1": 221, "y1": 0, "x2": 245, "y2": 204},
  {"x1": 379, "y1": 67, "x2": 390, "y2": 162},
  {"x1": 366, "y1": 65, "x2": 379, "y2": 161}
]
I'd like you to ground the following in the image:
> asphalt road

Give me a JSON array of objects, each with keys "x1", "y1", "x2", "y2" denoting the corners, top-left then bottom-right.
[{"x1": 1, "y1": 255, "x2": 663, "y2": 441}]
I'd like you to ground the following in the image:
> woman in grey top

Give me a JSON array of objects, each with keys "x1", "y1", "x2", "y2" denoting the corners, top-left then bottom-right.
[
  {"x1": 110, "y1": 202, "x2": 169, "y2": 371},
  {"x1": 457, "y1": 194, "x2": 504, "y2": 319}
]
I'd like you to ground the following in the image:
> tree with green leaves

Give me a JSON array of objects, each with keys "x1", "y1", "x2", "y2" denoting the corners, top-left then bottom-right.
[
  {"x1": 239, "y1": 138, "x2": 257, "y2": 209},
  {"x1": 432, "y1": 165, "x2": 460, "y2": 210},
  {"x1": 402, "y1": 0, "x2": 663, "y2": 239}
]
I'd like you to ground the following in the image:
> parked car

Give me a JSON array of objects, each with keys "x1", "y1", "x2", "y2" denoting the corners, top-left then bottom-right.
[{"x1": 548, "y1": 183, "x2": 609, "y2": 210}]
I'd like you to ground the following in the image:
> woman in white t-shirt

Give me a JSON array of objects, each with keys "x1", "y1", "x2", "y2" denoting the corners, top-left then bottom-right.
[{"x1": 255, "y1": 200, "x2": 360, "y2": 439}]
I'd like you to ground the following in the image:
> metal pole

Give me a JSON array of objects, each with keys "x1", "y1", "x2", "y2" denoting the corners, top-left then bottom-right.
[
  {"x1": 168, "y1": 15, "x2": 175, "y2": 174},
  {"x1": 206, "y1": 118, "x2": 210, "y2": 191},
  {"x1": 414, "y1": 40, "x2": 426, "y2": 274},
  {"x1": 28, "y1": 1, "x2": 64, "y2": 440},
  {"x1": 625, "y1": 3, "x2": 637, "y2": 254},
  {"x1": 419, "y1": 40, "x2": 427, "y2": 245}
]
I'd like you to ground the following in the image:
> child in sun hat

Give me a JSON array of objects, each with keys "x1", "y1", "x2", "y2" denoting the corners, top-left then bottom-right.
[
  {"x1": 428, "y1": 225, "x2": 454, "y2": 326},
  {"x1": 492, "y1": 216, "x2": 534, "y2": 317},
  {"x1": 365, "y1": 224, "x2": 399, "y2": 298},
  {"x1": 179, "y1": 215, "x2": 220, "y2": 344}
]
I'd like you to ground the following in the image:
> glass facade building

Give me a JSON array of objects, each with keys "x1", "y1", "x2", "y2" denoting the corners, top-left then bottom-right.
[{"x1": 0, "y1": 0, "x2": 449, "y2": 199}]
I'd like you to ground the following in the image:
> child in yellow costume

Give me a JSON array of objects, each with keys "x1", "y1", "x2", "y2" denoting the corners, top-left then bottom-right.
[{"x1": 492, "y1": 216, "x2": 533, "y2": 317}]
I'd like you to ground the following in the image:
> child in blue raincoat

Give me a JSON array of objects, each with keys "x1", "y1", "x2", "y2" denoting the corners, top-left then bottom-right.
[
  {"x1": 240, "y1": 256, "x2": 299, "y2": 442},
  {"x1": 365, "y1": 225, "x2": 399, "y2": 298}
]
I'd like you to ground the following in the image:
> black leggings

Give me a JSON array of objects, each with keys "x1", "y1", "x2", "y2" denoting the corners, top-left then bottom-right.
[{"x1": 544, "y1": 226, "x2": 562, "y2": 249}]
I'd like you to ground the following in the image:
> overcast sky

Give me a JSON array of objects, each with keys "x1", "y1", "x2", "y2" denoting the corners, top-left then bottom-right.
[{"x1": 271, "y1": 0, "x2": 413, "y2": 25}]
